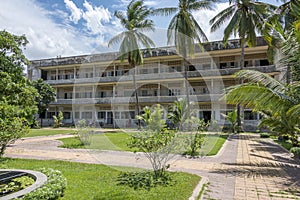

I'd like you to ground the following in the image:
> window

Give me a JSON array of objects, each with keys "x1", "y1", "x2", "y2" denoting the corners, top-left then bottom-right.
[
  {"x1": 244, "y1": 111, "x2": 258, "y2": 120},
  {"x1": 82, "y1": 112, "x2": 92, "y2": 119},
  {"x1": 260, "y1": 59, "x2": 269, "y2": 66},
  {"x1": 63, "y1": 112, "x2": 71, "y2": 119},
  {"x1": 169, "y1": 89, "x2": 180, "y2": 96},
  {"x1": 75, "y1": 112, "x2": 80, "y2": 119},
  {"x1": 220, "y1": 63, "x2": 227, "y2": 69},
  {"x1": 47, "y1": 112, "x2": 56, "y2": 119},
  {"x1": 98, "y1": 111, "x2": 106, "y2": 119},
  {"x1": 142, "y1": 90, "x2": 148, "y2": 96}
]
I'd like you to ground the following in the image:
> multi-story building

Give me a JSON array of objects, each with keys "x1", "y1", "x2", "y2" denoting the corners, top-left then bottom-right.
[{"x1": 29, "y1": 37, "x2": 279, "y2": 130}]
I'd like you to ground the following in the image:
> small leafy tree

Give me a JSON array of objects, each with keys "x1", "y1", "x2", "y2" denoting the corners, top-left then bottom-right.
[
  {"x1": 75, "y1": 119, "x2": 92, "y2": 146},
  {"x1": 0, "y1": 103, "x2": 29, "y2": 157},
  {"x1": 53, "y1": 111, "x2": 63, "y2": 128},
  {"x1": 32, "y1": 78, "x2": 56, "y2": 127},
  {"x1": 221, "y1": 109, "x2": 238, "y2": 133},
  {"x1": 184, "y1": 118, "x2": 208, "y2": 157},
  {"x1": 129, "y1": 105, "x2": 176, "y2": 178}
]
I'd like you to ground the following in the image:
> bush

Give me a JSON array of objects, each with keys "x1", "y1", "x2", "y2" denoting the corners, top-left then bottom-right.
[
  {"x1": 260, "y1": 133, "x2": 270, "y2": 138},
  {"x1": 117, "y1": 171, "x2": 174, "y2": 190},
  {"x1": 0, "y1": 176, "x2": 34, "y2": 196},
  {"x1": 290, "y1": 147, "x2": 300, "y2": 158},
  {"x1": 22, "y1": 168, "x2": 66, "y2": 200}
]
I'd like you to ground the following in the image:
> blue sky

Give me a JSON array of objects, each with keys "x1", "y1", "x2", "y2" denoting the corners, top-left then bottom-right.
[{"x1": 0, "y1": 0, "x2": 280, "y2": 60}]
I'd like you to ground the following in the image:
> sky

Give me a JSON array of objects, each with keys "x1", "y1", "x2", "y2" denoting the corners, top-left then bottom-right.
[{"x1": 0, "y1": 0, "x2": 280, "y2": 60}]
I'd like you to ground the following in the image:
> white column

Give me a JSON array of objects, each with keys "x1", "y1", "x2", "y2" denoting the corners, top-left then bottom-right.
[
  {"x1": 56, "y1": 68, "x2": 58, "y2": 80},
  {"x1": 73, "y1": 67, "x2": 76, "y2": 79},
  {"x1": 114, "y1": 63, "x2": 116, "y2": 76}
]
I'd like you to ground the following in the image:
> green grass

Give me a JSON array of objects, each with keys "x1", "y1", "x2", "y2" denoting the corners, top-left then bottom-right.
[
  {"x1": 200, "y1": 135, "x2": 228, "y2": 156},
  {"x1": 26, "y1": 129, "x2": 75, "y2": 138},
  {"x1": 270, "y1": 136, "x2": 294, "y2": 151},
  {"x1": 59, "y1": 132, "x2": 228, "y2": 156},
  {"x1": 0, "y1": 158, "x2": 200, "y2": 200}
]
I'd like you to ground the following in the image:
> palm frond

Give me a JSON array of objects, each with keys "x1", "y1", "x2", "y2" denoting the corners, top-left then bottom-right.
[{"x1": 234, "y1": 70, "x2": 286, "y2": 92}]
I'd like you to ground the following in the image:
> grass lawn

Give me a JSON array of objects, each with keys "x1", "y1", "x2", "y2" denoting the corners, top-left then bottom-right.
[
  {"x1": 26, "y1": 129, "x2": 75, "y2": 138},
  {"x1": 59, "y1": 132, "x2": 228, "y2": 156},
  {"x1": 0, "y1": 158, "x2": 200, "y2": 200}
]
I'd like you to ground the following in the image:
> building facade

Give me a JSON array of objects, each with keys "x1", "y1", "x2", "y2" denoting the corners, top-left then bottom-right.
[{"x1": 29, "y1": 37, "x2": 279, "y2": 130}]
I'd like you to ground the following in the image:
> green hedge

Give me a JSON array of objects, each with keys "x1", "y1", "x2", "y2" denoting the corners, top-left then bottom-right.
[
  {"x1": 22, "y1": 168, "x2": 66, "y2": 200},
  {"x1": 260, "y1": 133, "x2": 270, "y2": 138},
  {"x1": 290, "y1": 147, "x2": 300, "y2": 158}
]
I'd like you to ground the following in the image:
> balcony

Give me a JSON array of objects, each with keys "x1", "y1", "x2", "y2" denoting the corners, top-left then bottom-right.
[
  {"x1": 45, "y1": 65, "x2": 278, "y2": 85},
  {"x1": 52, "y1": 94, "x2": 222, "y2": 105}
]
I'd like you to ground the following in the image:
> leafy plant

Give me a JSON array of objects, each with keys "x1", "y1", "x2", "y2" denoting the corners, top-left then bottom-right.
[
  {"x1": 129, "y1": 105, "x2": 176, "y2": 178},
  {"x1": 22, "y1": 168, "x2": 67, "y2": 200},
  {"x1": 53, "y1": 111, "x2": 63, "y2": 128},
  {"x1": 221, "y1": 109, "x2": 238, "y2": 133},
  {"x1": 290, "y1": 147, "x2": 300, "y2": 158},
  {"x1": 117, "y1": 171, "x2": 174, "y2": 190},
  {"x1": 0, "y1": 176, "x2": 34, "y2": 196},
  {"x1": 260, "y1": 133, "x2": 270, "y2": 138},
  {"x1": 184, "y1": 118, "x2": 208, "y2": 157},
  {"x1": 75, "y1": 119, "x2": 92, "y2": 146}
]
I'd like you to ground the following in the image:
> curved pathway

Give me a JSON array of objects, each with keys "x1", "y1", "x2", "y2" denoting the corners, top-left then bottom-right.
[{"x1": 5, "y1": 134, "x2": 300, "y2": 200}]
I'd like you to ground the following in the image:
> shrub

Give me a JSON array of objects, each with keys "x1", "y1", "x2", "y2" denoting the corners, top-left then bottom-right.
[
  {"x1": 0, "y1": 176, "x2": 34, "y2": 196},
  {"x1": 117, "y1": 171, "x2": 174, "y2": 190},
  {"x1": 22, "y1": 168, "x2": 66, "y2": 200},
  {"x1": 290, "y1": 147, "x2": 300, "y2": 158},
  {"x1": 260, "y1": 133, "x2": 270, "y2": 138},
  {"x1": 53, "y1": 112, "x2": 63, "y2": 128}
]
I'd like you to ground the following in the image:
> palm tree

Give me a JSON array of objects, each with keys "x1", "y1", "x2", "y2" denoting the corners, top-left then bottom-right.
[
  {"x1": 108, "y1": 0, "x2": 155, "y2": 128},
  {"x1": 168, "y1": 99, "x2": 190, "y2": 131},
  {"x1": 224, "y1": 70, "x2": 300, "y2": 146},
  {"x1": 210, "y1": 0, "x2": 275, "y2": 131},
  {"x1": 154, "y1": 0, "x2": 217, "y2": 108},
  {"x1": 264, "y1": 0, "x2": 300, "y2": 83}
]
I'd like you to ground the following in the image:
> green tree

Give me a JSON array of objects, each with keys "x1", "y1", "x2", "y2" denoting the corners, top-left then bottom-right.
[
  {"x1": 167, "y1": 98, "x2": 191, "y2": 131},
  {"x1": 129, "y1": 105, "x2": 175, "y2": 178},
  {"x1": 264, "y1": 1, "x2": 300, "y2": 82},
  {"x1": 210, "y1": 0, "x2": 275, "y2": 131},
  {"x1": 108, "y1": 0, "x2": 155, "y2": 128},
  {"x1": 0, "y1": 30, "x2": 38, "y2": 157},
  {"x1": 53, "y1": 111, "x2": 64, "y2": 128},
  {"x1": 32, "y1": 78, "x2": 56, "y2": 127},
  {"x1": 224, "y1": 70, "x2": 300, "y2": 146},
  {"x1": 221, "y1": 109, "x2": 238, "y2": 133},
  {"x1": 155, "y1": 0, "x2": 217, "y2": 108}
]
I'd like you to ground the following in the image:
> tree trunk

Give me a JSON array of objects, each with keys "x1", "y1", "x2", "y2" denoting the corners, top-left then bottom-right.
[
  {"x1": 132, "y1": 63, "x2": 141, "y2": 129},
  {"x1": 237, "y1": 38, "x2": 245, "y2": 133}
]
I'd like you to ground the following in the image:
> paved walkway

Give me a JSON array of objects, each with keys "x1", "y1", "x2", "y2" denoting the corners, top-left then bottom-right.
[{"x1": 5, "y1": 133, "x2": 300, "y2": 200}]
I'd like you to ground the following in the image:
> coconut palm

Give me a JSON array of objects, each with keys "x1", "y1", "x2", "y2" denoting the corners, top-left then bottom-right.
[
  {"x1": 108, "y1": 0, "x2": 155, "y2": 128},
  {"x1": 210, "y1": 0, "x2": 275, "y2": 130},
  {"x1": 154, "y1": 0, "x2": 217, "y2": 108},
  {"x1": 264, "y1": 0, "x2": 300, "y2": 83},
  {"x1": 224, "y1": 70, "x2": 300, "y2": 146}
]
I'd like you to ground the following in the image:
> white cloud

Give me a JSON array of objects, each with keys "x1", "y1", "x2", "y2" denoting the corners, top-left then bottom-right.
[
  {"x1": 0, "y1": 0, "x2": 109, "y2": 59},
  {"x1": 193, "y1": 2, "x2": 231, "y2": 42},
  {"x1": 82, "y1": 1, "x2": 111, "y2": 35},
  {"x1": 64, "y1": 0, "x2": 82, "y2": 24}
]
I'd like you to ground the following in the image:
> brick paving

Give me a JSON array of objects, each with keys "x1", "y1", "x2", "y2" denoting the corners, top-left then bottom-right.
[{"x1": 5, "y1": 133, "x2": 300, "y2": 200}]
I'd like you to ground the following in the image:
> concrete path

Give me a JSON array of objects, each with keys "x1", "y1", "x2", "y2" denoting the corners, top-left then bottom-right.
[{"x1": 5, "y1": 133, "x2": 300, "y2": 200}]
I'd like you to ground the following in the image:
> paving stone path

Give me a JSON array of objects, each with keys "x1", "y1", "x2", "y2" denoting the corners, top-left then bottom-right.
[{"x1": 5, "y1": 133, "x2": 300, "y2": 200}]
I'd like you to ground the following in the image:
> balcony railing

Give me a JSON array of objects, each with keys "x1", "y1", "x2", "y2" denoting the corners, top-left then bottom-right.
[
  {"x1": 46, "y1": 65, "x2": 277, "y2": 85},
  {"x1": 52, "y1": 94, "x2": 222, "y2": 105}
]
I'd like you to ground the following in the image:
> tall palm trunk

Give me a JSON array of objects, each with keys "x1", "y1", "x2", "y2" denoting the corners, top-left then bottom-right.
[
  {"x1": 237, "y1": 38, "x2": 245, "y2": 132},
  {"x1": 131, "y1": 63, "x2": 141, "y2": 129},
  {"x1": 183, "y1": 49, "x2": 190, "y2": 111}
]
